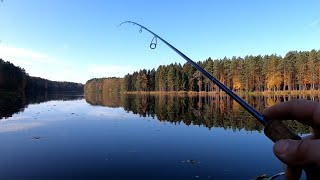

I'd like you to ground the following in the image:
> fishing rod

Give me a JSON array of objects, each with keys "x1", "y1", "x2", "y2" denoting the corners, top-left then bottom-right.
[{"x1": 119, "y1": 21, "x2": 301, "y2": 143}]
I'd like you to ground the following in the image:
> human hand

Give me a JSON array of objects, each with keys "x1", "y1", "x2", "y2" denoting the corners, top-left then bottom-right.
[{"x1": 263, "y1": 99, "x2": 320, "y2": 180}]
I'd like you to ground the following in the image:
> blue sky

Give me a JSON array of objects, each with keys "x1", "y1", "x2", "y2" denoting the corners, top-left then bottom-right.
[{"x1": 0, "y1": 0, "x2": 319, "y2": 83}]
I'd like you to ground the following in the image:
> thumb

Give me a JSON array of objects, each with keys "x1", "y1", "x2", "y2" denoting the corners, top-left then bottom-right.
[{"x1": 273, "y1": 139, "x2": 320, "y2": 167}]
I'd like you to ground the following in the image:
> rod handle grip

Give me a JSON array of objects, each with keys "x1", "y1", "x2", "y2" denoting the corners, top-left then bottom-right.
[
  {"x1": 264, "y1": 120, "x2": 319, "y2": 179},
  {"x1": 264, "y1": 120, "x2": 301, "y2": 142}
]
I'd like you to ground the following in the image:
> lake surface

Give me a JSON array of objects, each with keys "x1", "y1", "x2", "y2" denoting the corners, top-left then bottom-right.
[{"x1": 0, "y1": 92, "x2": 313, "y2": 180}]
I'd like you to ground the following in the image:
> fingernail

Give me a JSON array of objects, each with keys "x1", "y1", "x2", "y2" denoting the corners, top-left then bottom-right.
[{"x1": 274, "y1": 140, "x2": 289, "y2": 156}]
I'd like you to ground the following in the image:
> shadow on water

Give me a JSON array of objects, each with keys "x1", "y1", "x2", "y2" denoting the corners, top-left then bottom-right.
[
  {"x1": 0, "y1": 91, "x2": 83, "y2": 119},
  {"x1": 85, "y1": 91, "x2": 313, "y2": 134}
]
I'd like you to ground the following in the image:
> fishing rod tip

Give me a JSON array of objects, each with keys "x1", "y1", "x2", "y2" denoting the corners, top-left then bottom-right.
[
  {"x1": 119, "y1": 21, "x2": 139, "y2": 26},
  {"x1": 117, "y1": 21, "x2": 135, "y2": 28},
  {"x1": 117, "y1": 21, "x2": 127, "y2": 27}
]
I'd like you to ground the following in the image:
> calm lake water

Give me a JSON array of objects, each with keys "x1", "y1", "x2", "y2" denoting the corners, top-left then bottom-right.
[{"x1": 0, "y1": 92, "x2": 313, "y2": 180}]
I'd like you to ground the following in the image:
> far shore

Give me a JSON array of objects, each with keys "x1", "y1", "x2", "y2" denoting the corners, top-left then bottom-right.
[{"x1": 119, "y1": 90, "x2": 320, "y2": 96}]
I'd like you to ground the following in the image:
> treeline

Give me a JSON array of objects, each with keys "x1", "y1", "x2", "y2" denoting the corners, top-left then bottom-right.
[
  {"x1": 85, "y1": 77, "x2": 123, "y2": 93},
  {"x1": 0, "y1": 59, "x2": 27, "y2": 91},
  {"x1": 84, "y1": 92, "x2": 311, "y2": 133},
  {"x1": 26, "y1": 76, "x2": 84, "y2": 92},
  {"x1": 87, "y1": 49, "x2": 320, "y2": 93},
  {"x1": 0, "y1": 58, "x2": 84, "y2": 92}
]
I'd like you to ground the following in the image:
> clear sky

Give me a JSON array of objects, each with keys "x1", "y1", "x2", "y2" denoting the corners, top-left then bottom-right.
[{"x1": 0, "y1": 0, "x2": 319, "y2": 83}]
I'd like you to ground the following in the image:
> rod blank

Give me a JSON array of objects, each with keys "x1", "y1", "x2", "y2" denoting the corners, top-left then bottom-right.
[{"x1": 120, "y1": 21, "x2": 266, "y2": 125}]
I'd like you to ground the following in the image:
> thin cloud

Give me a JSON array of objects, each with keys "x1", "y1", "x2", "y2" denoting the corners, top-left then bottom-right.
[
  {"x1": 0, "y1": 44, "x2": 86, "y2": 82},
  {"x1": 0, "y1": 45, "x2": 137, "y2": 83},
  {"x1": 0, "y1": 45, "x2": 65, "y2": 65},
  {"x1": 88, "y1": 65, "x2": 136, "y2": 78},
  {"x1": 50, "y1": 68, "x2": 88, "y2": 83},
  {"x1": 62, "y1": 43, "x2": 69, "y2": 50},
  {"x1": 308, "y1": 19, "x2": 319, "y2": 27},
  {"x1": 23, "y1": 66, "x2": 88, "y2": 83}
]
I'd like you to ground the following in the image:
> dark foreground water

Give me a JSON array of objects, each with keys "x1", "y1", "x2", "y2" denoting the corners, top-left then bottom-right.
[{"x1": 0, "y1": 92, "x2": 313, "y2": 180}]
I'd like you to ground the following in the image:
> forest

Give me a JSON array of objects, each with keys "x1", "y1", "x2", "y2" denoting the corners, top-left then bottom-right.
[
  {"x1": 0, "y1": 58, "x2": 84, "y2": 93},
  {"x1": 86, "y1": 49, "x2": 320, "y2": 93},
  {"x1": 85, "y1": 77, "x2": 122, "y2": 93}
]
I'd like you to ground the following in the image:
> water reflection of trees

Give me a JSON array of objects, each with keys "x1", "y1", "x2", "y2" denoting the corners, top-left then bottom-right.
[
  {"x1": 85, "y1": 92, "x2": 314, "y2": 133},
  {"x1": 0, "y1": 93, "x2": 27, "y2": 119},
  {"x1": 0, "y1": 92, "x2": 83, "y2": 119}
]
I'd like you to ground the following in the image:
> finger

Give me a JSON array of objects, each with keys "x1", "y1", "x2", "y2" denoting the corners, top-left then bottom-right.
[
  {"x1": 283, "y1": 165, "x2": 302, "y2": 180},
  {"x1": 313, "y1": 127, "x2": 320, "y2": 138},
  {"x1": 262, "y1": 99, "x2": 320, "y2": 127},
  {"x1": 273, "y1": 139, "x2": 320, "y2": 167}
]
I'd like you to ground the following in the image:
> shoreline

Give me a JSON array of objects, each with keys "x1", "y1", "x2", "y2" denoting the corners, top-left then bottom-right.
[{"x1": 119, "y1": 90, "x2": 320, "y2": 96}]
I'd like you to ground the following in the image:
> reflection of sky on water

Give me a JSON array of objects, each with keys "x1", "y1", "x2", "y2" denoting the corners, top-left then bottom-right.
[
  {"x1": 0, "y1": 122, "x2": 43, "y2": 133},
  {"x1": 0, "y1": 115, "x2": 30, "y2": 122},
  {"x1": 0, "y1": 98, "x2": 285, "y2": 180},
  {"x1": 0, "y1": 99, "x2": 149, "y2": 133}
]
